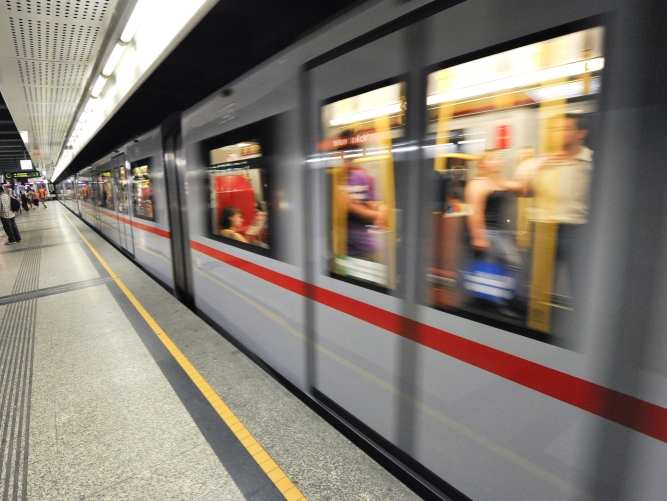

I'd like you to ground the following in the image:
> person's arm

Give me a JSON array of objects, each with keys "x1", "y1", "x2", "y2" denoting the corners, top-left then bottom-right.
[
  {"x1": 347, "y1": 197, "x2": 384, "y2": 225},
  {"x1": 465, "y1": 181, "x2": 490, "y2": 250},
  {"x1": 501, "y1": 178, "x2": 528, "y2": 196}
]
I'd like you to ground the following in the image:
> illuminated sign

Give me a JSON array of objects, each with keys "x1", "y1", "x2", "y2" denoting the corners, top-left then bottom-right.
[{"x1": 5, "y1": 171, "x2": 41, "y2": 179}]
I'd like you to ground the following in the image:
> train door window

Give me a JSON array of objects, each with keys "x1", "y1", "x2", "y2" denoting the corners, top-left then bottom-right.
[
  {"x1": 321, "y1": 82, "x2": 405, "y2": 290},
  {"x1": 97, "y1": 172, "x2": 115, "y2": 210},
  {"x1": 116, "y1": 165, "x2": 130, "y2": 216},
  {"x1": 131, "y1": 161, "x2": 154, "y2": 221},
  {"x1": 205, "y1": 118, "x2": 273, "y2": 254},
  {"x1": 79, "y1": 179, "x2": 90, "y2": 202},
  {"x1": 425, "y1": 27, "x2": 604, "y2": 342}
]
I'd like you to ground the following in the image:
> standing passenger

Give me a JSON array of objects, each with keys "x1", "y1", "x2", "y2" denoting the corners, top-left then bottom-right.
[
  {"x1": 465, "y1": 150, "x2": 526, "y2": 310},
  {"x1": 0, "y1": 186, "x2": 21, "y2": 244},
  {"x1": 20, "y1": 191, "x2": 29, "y2": 212},
  {"x1": 31, "y1": 190, "x2": 40, "y2": 210},
  {"x1": 519, "y1": 114, "x2": 593, "y2": 302},
  {"x1": 38, "y1": 185, "x2": 48, "y2": 208}
]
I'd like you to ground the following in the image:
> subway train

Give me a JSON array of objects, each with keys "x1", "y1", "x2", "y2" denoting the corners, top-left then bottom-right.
[{"x1": 56, "y1": 0, "x2": 667, "y2": 499}]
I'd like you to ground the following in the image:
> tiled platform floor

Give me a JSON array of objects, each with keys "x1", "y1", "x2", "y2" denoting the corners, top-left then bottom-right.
[{"x1": 0, "y1": 205, "x2": 419, "y2": 501}]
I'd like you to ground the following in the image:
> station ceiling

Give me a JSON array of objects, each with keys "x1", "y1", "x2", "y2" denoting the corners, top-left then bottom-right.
[
  {"x1": 0, "y1": 94, "x2": 30, "y2": 173},
  {"x1": 53, "y1": 0, "x2": 364, "y2": 181}
]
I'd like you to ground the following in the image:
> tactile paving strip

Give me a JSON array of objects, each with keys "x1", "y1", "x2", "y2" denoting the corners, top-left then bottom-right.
[{"x1": 0, "y1": 231, "x2": 41, "y2": 501}]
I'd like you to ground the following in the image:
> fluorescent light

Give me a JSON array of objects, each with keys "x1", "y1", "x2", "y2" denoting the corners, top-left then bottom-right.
[
  {"x1": 20, "y1": 160, "x2": 32, "y2": 170},
  {"x1": 19, "y1": 130, "x2": 29, "y2": 144},
  {"x1": 525, "y1": 78, "x2": 601, "y2": 103},
  {"x1": 392, "y1": 146, "x2": 418, "y2": 153},
  {"x1": 102, "y1": 43, "x2": 127, "y2": 77},
  {"x1": 120, "y1": 0, "x2": 148, "y2": 43},
  {"x1": 427, "y1": 58, "x2": 605, "y2": 105},
  {"x1": 330, "y1": 103, "x2": 403, "y2": 126},
  {"x1": 91, "y1": 75, "x2": 108, "y2": 98}
]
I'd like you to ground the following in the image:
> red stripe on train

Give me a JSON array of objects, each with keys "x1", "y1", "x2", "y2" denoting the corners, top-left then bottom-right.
[
  {"x1": 191, "y1": 239, "x2": 667, "y2": 443},
  {"x1": 88, "y1": 204, "x2": 171, "y2": 239}
]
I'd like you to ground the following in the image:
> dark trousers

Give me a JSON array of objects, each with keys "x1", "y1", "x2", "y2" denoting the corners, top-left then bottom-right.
[{"x1": 1, "y1": 217, "x2": 21, "y2": 242}]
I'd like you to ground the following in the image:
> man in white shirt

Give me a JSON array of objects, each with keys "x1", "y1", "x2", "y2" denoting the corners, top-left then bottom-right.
[
  {"x1": 0, "y1": 186, "x2": 22, "y2": 244},
  {"x1": 517, "y1": 114, "x2": 593, "y2": 308}
]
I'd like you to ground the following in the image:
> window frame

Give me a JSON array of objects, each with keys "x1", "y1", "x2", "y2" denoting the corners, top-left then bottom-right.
[{"x1": 201, "y1": 116, "x2": 277, "y2": 258}]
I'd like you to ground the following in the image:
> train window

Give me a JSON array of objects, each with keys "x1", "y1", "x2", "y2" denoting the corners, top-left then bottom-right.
[
  {"x1": 206, "y1": 119, "x2": 272, "y2": 252},
  {"x1": 425, "y1": 27, "x2": 604, "y2": 341},
  {"x1": 97, "y1": 171, "x2": 115, "y2": 210},
  {"x1": 131, "y1": 161, "x2": 154, "y2": 221},
  {"x1": 322, "y1": 82, "x2": 404, "y2": 290}
]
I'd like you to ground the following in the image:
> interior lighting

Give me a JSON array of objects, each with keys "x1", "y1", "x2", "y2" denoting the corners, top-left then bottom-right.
[
  {"x1": 391, "y1": 146, "x2": 419, "y2": 153},
  {"x1": 330, "y1": 103, "x2": 403, "y2": 127},
  {"x1": 120, "y1": 0, "x2": 149, "y2": 43},
  {"x1": 91, "y1": 75, "x2": 108, "y2": 98},
  {"x1": 427, "y1": 58, "x2": 605, "y2": 105},
  {"x1": 19, "y1": 131, "x2": 29, "y2": 144},
  {"x1": 102, "y1": 42, "x2": 128, "y2": 77},
  {"x1": 364, "y1": 149, "x2": 390, "y2": 157},
  {"x1": 525, "y1": 78, "x2": 601, "y2": 103}
]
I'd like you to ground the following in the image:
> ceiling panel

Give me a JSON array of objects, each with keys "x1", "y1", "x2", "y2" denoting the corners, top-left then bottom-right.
[{"x1": 0, "y1": 0, "x2": 120, "y2": 177}]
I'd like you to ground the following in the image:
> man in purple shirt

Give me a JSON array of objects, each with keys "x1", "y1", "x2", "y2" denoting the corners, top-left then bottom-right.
[{"x1": 345, "y1": 166, "x2": 386, "y2": 259}]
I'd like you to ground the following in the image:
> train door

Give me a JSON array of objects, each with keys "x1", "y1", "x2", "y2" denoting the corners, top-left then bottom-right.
[
  {"x1": 74, "y1": 174, "x2": 82, "y2": 216},
  {"x1": 303, "y1": 14, "x2": 424, "y2": 467},
  {"x1": 120, "y1": 160, "x2": 135, "y2": 255},
  {"x1": 112, "y1": 154, "x2": 135, "y2": 255},
  {"x1": 163, "y1": 125, "x2": 193, "y2": 306}
]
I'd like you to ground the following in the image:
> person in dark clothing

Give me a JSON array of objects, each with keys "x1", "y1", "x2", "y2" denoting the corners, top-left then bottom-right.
[
  {"x1": 0, "y1": 186, "x2": 21, "y2": 244},
  {"x1": 20, "y1": 191, "x2": 30, "y2": 212}
]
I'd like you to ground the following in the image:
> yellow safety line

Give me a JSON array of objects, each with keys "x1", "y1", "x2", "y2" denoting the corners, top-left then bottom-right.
[{"x1": 60, "y1": 207, "x2": 307, "y2": 501}]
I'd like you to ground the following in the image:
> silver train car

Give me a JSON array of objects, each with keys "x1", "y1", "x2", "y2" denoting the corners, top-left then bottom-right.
[{"x1": 57, "y1": 0, "x2": 667, "y2": 499}]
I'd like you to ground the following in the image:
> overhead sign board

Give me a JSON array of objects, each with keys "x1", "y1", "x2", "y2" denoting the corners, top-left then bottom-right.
[{"x1": 5, "y1": 171, "x2": 41, "y2": 179}]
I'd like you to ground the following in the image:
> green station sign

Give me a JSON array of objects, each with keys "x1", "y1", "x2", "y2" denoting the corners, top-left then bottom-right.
[{"x1": 5, "y1": 171, "x2": 41, "y2": 179}]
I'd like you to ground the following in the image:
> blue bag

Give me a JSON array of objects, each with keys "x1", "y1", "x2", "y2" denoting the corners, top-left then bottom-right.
[{"x1": 460, "y1": 260, "x2": 516, "y2": 304}]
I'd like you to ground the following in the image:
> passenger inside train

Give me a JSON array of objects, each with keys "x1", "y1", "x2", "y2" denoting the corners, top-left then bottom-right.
[
  {"x1": 426, "y1": 26, "x2": 602, "y2": 340},
  {"x1": 220, "y1": 206, "x2": 249, "y2": 243}
]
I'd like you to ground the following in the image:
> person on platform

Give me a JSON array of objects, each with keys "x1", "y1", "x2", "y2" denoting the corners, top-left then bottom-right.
[
  {"x1": 38, "y1": 186, "x2": 48, "y2": 208},
  {"x1": 0, "y1": 186, "x2": 22, "y2": 245},
  {"x1": 220, "y1": 206, "x2": 248, "y2": 243},
  {"x1": 31, "y1": 190, "x2": 39, "y2": 210},
  {"x1": 20, "y1": 191, "x2": 29, "y2": 212}
]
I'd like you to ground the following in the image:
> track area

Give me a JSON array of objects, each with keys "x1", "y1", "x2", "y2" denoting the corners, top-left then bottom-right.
[{"x1": 0, "y1": 206, "x2": 418, "y2": 500}]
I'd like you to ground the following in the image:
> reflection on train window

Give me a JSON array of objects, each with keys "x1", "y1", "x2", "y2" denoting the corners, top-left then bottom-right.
[
  {"x1": 208, "y1": 140, "x2": 269, "y2": 249},
  {"x1": 425, "y1": 27, "x2": 604, "y2": 340},
  {"x1": 97, "y1": 172, "x2": 115, "y2": 211},
  {"x1": 79, "y1": 180, "x2": 90, "y2": 202},
  {"x1": 322, "y1": 82, "x2": 404, "y2": 289},
  {"x1": 132, "y1": 163, "x2": 154, "y2": 221}
]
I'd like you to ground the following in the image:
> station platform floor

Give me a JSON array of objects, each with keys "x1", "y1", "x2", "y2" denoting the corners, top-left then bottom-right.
[{"x1": 0, "y1": 204, "x2": 419, "y2": 501}]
